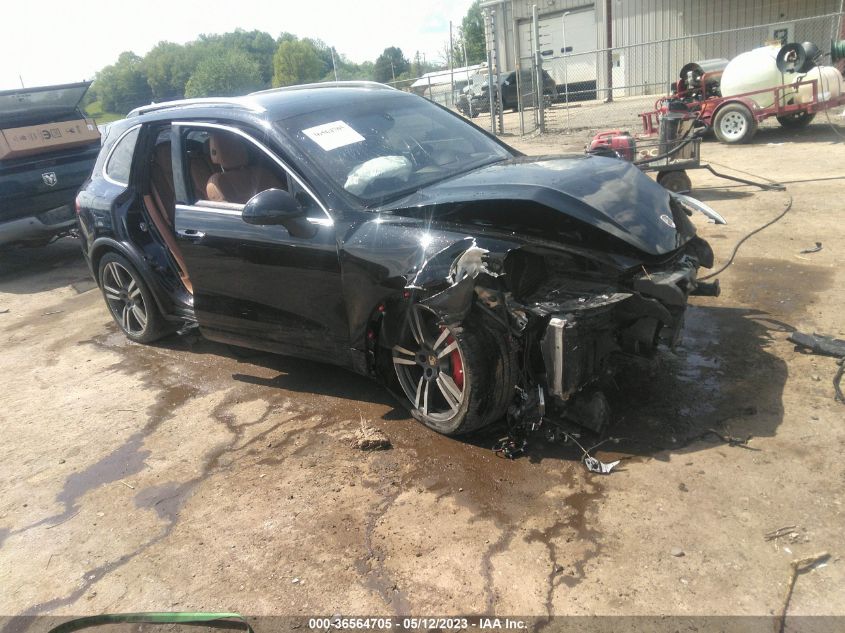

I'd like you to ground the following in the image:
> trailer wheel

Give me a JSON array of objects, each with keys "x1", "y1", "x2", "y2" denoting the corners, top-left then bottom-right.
[
  {"x1": 776, "y1": 111, "x2": 815, "y2": 129},
  {"x1": 713, "y1": 103, "x2": 757, "y2": 144},
  {"x1": 657, "y1": 170, "x2": 692, "y2": 193}
]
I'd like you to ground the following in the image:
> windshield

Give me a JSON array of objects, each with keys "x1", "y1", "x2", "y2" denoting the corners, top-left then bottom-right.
[{"x1": 276, "y1": 94, "x2": 512, "y2": 206}]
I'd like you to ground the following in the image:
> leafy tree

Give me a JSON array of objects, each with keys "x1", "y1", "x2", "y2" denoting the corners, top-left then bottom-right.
[
  {"x1": 373, "y1": 47, "x2": 410, "y2": 83},
  {"x1": 94, "y1": 52, "x2": 152, "y2": 114},
  {"x1": 144, "y1": 41, "x2": 198, "y2": 101},
  {"x1": 460, "y1": 0, "x2": 486, "y2": 64},
  {"x1": 272, "y1": 39, "x2": 325, "y2": 87},
  {"x1": 184, "y1": 49, "x2": 263, "y2": 98},
  {"x1": 195, "y1": 30, "x2": 277, "y2": 87}
]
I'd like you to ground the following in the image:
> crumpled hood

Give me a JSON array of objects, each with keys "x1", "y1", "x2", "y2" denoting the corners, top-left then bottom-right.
[{"x1": 382, "y1": 155, "x2": 693, "y2": 257}]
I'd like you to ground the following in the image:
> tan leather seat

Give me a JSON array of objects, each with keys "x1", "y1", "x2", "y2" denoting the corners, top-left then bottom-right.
[
  {"x1": 206, "y1": 132, "x2": 284, "y2": 204},
  {"x1": 150, "y1": 142, "x2": 175, "y2": 226},
  {"x1": 186, "y1": 138, "x2": 217, "y2": 200}
]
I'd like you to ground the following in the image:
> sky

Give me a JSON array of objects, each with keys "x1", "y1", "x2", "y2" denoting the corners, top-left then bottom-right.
[{"x1": 0, "y1": 0, "x2": 477, "y2": 90}]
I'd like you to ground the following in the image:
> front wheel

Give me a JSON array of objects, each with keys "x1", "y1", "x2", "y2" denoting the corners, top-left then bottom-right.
[
  {"x1": 98, "y1": 252, "x2": 170, "y2": 344},
  {"x1": 391, "y1": 305, "x2": 515, "y2": 435},
  {"x1": 713, "y1": 103, "x2": 757, "y2": 144}
]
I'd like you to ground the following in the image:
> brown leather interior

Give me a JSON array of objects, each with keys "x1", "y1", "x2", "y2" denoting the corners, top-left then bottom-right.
[
  {"x1": 186, "y1": 139, "x2": 216, "y2": 200},
  {"x1": 206, "y1": 131, "x2": 284, "y2": 204},
  {"x1": 143, "y1": 194, "x2": 193, "y2": 295},
  {"x1": 150, "y1": 142, "x2": 175, "y2": 226},
  {"x1": 146, "y1": 140, "x2": 192, "y2": 294}
]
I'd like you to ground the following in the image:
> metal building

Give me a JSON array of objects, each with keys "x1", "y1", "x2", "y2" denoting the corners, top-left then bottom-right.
[{"x1": 481, "y1": 0, "x2": 844, "y2": 98}]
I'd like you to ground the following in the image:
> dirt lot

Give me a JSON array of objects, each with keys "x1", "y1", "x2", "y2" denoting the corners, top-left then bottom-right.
[{"x1": 1, "y1": 122, "x2": 844, "y2": 629}]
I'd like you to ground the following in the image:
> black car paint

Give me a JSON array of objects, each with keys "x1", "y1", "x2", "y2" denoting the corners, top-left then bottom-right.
[
  {"x1": 76, "y1": 85, "x2": 715, "y2": 430},
  {"x1": 381, "y1": 155, "x2": 694, "y2": 258}
]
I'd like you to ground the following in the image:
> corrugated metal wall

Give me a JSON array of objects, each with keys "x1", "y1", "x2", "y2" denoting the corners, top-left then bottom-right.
[{"x1": 484, "y1": 0, "x2": 843, "y2": 96}]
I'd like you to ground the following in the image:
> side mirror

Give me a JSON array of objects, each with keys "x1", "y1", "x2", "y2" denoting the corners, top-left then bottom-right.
[{"x1": 242, "y1": 188, "x2": 317, "y2": 238}]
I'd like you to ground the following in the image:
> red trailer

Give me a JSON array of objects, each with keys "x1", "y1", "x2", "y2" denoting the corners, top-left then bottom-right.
[{"x1": 640, "y1": 71, "x2": 845, "y2": 144}]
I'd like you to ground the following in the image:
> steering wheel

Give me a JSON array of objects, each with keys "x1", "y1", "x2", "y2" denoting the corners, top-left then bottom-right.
[{"x1": 400, "y1": 138, "x2": 430, "y2": 169}]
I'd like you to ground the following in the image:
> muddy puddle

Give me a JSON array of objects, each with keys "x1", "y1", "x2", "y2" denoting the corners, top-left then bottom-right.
[{"x1": 728, "y1": 257, "x2": 833, "y2": 320}]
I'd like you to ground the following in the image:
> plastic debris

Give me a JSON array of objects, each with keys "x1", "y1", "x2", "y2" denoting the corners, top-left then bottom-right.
[{"x1": 583, "y1": 455, "x2": 621, "y2": 474}]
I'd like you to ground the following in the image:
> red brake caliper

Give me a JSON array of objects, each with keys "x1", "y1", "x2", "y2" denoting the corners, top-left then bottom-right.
[{"x1": 447, "y1": 335, "x2": 464, "y2": 390}]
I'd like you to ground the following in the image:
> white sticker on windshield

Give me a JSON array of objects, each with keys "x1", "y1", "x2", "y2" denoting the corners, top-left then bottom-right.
[{"x1": 302, "y1": 120, "x2": 365, "y2": 151}]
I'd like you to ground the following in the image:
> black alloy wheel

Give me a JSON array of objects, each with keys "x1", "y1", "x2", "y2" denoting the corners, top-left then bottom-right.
[
  {"x1": 391, "y1": 305, "x2": 515, "y2": 435},
  {"x1": 98, "y1": 253, "x2": 169, "y2": 343}
]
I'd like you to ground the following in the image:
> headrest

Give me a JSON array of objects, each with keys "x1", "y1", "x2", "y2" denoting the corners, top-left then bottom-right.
[{"x1": 208, "y1": 132, "x2": 248, "y2": 170}]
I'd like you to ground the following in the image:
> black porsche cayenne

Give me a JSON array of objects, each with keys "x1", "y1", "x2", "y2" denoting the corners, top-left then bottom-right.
[{"x1": 76, "y1": 82, "x2": 719, "y2": 437}]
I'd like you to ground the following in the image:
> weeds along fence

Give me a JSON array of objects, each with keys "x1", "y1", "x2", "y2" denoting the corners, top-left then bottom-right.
[{"x1": 397, "y1": 11, "x2": 844, "y2": 140}]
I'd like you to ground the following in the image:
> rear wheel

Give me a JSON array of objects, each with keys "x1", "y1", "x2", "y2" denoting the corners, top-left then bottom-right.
[
  {"x1": 98, "y1": 252, "x2": 169, "y2": 344},
  {"x1": 713, "y1": 103, "x2": 757, "y2": 144},
  {"x1": 776, "y1": 111, "x2": 815, "y2": 128},
  {"x1": 391, "y1": 305, "x2": 514, "y2": 435}
]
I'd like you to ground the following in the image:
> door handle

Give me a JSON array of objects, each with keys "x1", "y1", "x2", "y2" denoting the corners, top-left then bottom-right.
[{"x1": 177, "y1": 229, "x2": 206, "y2": 240}]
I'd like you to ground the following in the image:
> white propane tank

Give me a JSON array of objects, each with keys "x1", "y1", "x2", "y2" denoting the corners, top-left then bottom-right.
[
  {"x1": 720, "y1": 45, "x2": 796, "y2": 108},
  {"x1": 796, "y1": 66, "x2": 843, "y2": 103}
]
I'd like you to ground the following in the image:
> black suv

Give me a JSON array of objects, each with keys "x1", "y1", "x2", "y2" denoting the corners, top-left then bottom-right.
[
  {"x1": 77, "y1": 82, "x2": 718, "y2": 437},
  {"x1": 457, "y1": 70, "x2": 558, "y2": 117}
]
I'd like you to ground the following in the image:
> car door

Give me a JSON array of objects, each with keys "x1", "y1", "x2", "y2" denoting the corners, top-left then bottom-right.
[{"x1": 170, "y1": 121, "x2": 349, "y2": 365}]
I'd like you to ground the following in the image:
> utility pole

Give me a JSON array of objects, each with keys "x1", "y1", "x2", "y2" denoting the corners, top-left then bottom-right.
[
  {"x1": 390, "y1": 59, "x2": 396, "y2": 83},
  {"x1": 18, "y1": 74, "x2": 25, "y2": 88}
]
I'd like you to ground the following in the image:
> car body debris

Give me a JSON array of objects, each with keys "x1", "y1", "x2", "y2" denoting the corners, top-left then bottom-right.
[{"x1": 583, "y1": 455, "x2": 621, "y2": 474}]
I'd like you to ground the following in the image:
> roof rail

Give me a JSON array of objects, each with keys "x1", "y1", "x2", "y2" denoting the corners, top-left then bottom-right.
[
  {"x1": 127, "y1": 97, "x2": 265, "y2": 118},
  {"x1": 249, "y1": 81, "x2": 395, "y2": 96}
]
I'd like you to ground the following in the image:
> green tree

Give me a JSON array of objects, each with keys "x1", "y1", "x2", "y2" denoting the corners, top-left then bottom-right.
[
  {"x1": 272, "y1": 38, "x2": 324, "y2": 87},
  {"x1": 184, "y1": 49, "x2": 263, "y2": 97},
  {"x1": 460, "y1": 0, "x2": 486, "y2": 64},
  {"x1": 195, "y1": 30, "x2": 277, "y2": 87},
  {"x1": 373, "y1": 47, "x2": 410, "y2": 83},
  {"x1": 94, "y1": 52, "x2": 152, "y2": 114},
  {"x1": 144, "y1": 41, "x2": 198, "y2": 101}
]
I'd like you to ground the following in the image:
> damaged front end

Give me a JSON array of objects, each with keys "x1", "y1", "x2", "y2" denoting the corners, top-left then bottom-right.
[{"x1": 399, "y1": 196, "x2": 719, "y2": 438}]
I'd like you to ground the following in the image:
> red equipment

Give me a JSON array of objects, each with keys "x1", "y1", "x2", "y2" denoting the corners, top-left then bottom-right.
[{"x1": 587, "y1": 130, "x2": 637, "y2": 161}]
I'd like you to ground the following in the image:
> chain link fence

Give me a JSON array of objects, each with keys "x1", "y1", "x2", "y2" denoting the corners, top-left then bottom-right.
[{"x1": 399, "y1": 11, "x2": 844, "y2": 142}]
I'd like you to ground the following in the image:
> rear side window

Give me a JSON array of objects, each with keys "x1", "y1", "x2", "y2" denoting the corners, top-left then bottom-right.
[{"x1": 104, "y1": 126, "x2": 140, "y2": 185}]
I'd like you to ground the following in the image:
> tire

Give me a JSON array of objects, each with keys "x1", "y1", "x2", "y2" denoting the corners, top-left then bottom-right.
[
  {"x1": 657, "y1": 170, "x2": 692, "y2": 193},
  {"x1": 390, "y1": 305, "x2": 516, "y2": 436},
  {"x1": 713, "y1": 103, "x2": 757, "y2": 144},
  {"x1": 98, "y1": 252, "x2": 170, "y2": 344},
  {"x1": 776, "y1": 111, "x2": 815, "y2": 129}
]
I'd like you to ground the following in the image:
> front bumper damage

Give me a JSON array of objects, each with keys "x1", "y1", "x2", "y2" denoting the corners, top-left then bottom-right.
[{"x1": 403, "y1": 232, "x2": 717, "y2": 438}]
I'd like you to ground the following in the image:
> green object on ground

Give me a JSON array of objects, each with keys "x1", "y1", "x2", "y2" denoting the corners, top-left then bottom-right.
[{"x1": 48, "y1": 612, "x2": 253, "y2": 633}]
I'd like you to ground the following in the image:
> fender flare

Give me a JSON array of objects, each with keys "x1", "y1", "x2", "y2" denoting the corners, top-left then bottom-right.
[
  {"x1": 711, "y1": 97, "x2": 759, "y2": 122},
  {"x1": 89, "y1": 236, "x2": 175, "y2": 318}
]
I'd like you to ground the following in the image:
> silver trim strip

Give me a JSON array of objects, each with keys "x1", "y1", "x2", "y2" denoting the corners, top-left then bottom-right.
[
  {"x1": 102, "y1": 124, "x2": 142, "y2": 187},
  {"x1": 171, "y1": 121, "x2": 331, "y2": 220},
  {"x1": 176, "y1": 203, "x2": 241, "y2": 217},
  {"x1": 175, "y1": 203, "x2": 333, "y2": 226}
]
